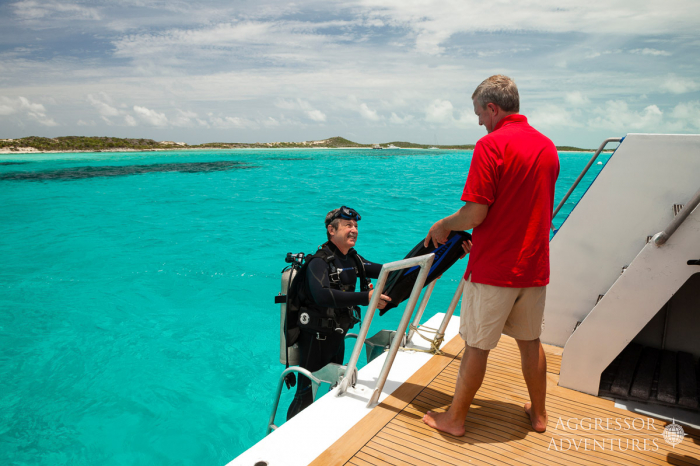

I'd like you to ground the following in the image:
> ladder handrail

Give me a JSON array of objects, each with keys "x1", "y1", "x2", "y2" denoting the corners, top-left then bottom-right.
[
  {"x1": 266, "y1": 363, "x2": 351, "y2": 435},
  {"x1": 551, "y1": 137, "x2": 622, "y2": 231},
  {"x1": 337, "y1": 253, "x2": 435, "y2": 406},
  {"x1": 652, "y1": 185, "x2": 700, "y2": 246}
]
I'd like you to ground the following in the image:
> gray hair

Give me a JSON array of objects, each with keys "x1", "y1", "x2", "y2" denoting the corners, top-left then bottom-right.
[
  {"x1": 472, "y1": 75, "x2": 519, "y2": 112},
  {"x1": 325, "y1": 209, "x2": 341, "y2": 240}
]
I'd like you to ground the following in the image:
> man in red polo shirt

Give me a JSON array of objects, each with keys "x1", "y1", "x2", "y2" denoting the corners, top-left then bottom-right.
[{"x1": 422, "y1": 75, "x2": 559, "y2": 436}]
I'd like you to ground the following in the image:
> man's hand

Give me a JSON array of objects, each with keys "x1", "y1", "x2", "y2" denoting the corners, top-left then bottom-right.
[
  {"x1": 460, "y1": 240, "x2": 473, "y2": 259},
  {"x1": 424, "y1": 218, "x2": 451, "y2": 248},
  {"x1": 368, "y1": 289, "x2": 391, "y2": 310}
]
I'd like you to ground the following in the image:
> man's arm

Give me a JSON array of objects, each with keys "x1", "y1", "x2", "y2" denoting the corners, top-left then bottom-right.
[
  {"x1": 359, "y1": 258, "x2": 383, "y2": 279},
  {"x1": 424, "y1": 201, "x2": 488, "y2": 248},
  {"x1": 306, "y1": 258, "x2": 391, "y2": 309}
]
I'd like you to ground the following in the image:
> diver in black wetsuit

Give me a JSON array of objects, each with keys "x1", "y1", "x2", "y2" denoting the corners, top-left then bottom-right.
[{"x1": 286, "y1": 207, "x2": 391, "y2": 420}]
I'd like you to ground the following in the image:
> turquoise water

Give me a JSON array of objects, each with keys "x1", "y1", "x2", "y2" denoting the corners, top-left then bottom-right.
[{"x1": 0, "y1": 148, "x2": 610, "y2": 465}]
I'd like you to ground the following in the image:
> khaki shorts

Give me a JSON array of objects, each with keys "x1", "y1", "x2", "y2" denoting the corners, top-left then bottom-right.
[{"x1": 459, "y1": 274, "x2": 546, "y2": 350}]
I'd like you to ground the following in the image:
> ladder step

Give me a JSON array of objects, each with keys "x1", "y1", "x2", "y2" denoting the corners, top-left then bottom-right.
[
  {"x1": 678, "y1": 352, "x2": 698, "y2": 409},
  {"x1": 611, "y1": 343, "x2": 643, "y2": 397},
  {"x1": 630, "y1": 347, "x2": 660, "y2": 400},
  {"x1": 657, "y1": 350, "x2": 677, "y2": 404}
]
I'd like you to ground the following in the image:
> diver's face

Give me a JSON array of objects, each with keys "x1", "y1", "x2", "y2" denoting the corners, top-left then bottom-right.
[{"x1": 329, "y1": 219, "x2": 358, "y2": 252}]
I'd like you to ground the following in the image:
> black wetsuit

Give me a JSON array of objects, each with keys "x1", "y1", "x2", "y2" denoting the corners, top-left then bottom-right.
[{"x1": 287, "y1": 242, "x2": 382, "y2": 420}]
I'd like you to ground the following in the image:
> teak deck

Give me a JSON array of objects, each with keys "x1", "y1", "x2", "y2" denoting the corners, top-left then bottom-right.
[{"x1": 311, "y1": 335, "x2": 700, "y2": 466}]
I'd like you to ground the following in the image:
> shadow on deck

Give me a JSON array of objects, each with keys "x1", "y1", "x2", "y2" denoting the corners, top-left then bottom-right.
[{"x1": 312, "y1": 335, "x2": 700, "y2": 466}]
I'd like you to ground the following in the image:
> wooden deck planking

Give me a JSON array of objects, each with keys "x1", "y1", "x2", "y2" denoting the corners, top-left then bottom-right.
[{"x1": 310, "y1": 335, "x2": 700, "y2": 466}]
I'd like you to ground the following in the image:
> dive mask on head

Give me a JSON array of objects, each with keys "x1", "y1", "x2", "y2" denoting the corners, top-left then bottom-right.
[{"x1": 327, "y1": 206, "x2": 361, "y2": 225}]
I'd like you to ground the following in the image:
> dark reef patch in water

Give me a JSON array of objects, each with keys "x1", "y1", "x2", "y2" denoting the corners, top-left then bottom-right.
[
  {"x1": 0, "y1": 161, "x2": 257, "y2": 181},
  {"x1": 260, "y1": 157, "x2": 313, "y2": 161},
  {"x1": 0, "y1": 161, "x2": 31, "y2": 166}
]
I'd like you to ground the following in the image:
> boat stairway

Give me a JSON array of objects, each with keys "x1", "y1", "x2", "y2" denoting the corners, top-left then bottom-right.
[
  {"x1": 538, "y1": 134, "x2": 700, "y2": 404},
  {"x1": 599, "y1": 342, "x2": 700, "y2": 412}
]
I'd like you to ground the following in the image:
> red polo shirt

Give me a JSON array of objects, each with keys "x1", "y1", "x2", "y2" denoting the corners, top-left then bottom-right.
[{"x1": 462, "y1": 114, "x2": 559, "y2": 287}]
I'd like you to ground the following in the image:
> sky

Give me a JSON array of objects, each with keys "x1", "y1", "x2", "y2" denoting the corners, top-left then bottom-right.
[{"x1": 1, "y1": 0, "x2": 699, "y2": 147}]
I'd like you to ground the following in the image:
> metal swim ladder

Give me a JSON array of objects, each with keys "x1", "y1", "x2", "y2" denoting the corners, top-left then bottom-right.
[{"x1": 266, "y1": 252, "x2": 467, "y2": 434}]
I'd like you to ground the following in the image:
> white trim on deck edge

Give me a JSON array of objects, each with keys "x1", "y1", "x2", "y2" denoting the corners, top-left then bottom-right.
[{"x1": 228, "y1": 312, "x2": 461, "y2": 466}]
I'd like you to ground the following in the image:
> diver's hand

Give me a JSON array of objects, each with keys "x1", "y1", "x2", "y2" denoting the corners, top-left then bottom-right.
[
  {"x1": 459, "y1": 240, "x2": 472, "y2": 259},
  {"x1": 424, "y1": 218, "x2": 450, "y2": 248},
  {"x1": 368, "y1": 289, "x2": 391, "y2": 310}
]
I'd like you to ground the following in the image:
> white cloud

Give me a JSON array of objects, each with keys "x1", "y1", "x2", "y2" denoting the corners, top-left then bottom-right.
[
  {"x1": 630, "y1": 48, "x2": 671, "y2": 56},
  {"x1": 29, "y1": 113, "x2": 58, "y2": 126},
  {"x1": 88, "y1": 93, "x2": 120, "y2": 117},
  {"x1": 124, "y1": 114, "x2": 137, "y2": 126},
  {"x1": 389, "y1": 112, "x2": 414, "y2": 124},
  {"x1": 209, "y1": 115, "x2": 258, "y2": 129},
  {"x1": 565, "y1": 92, "x2": 591, "y2": 107},
  {"x1": 133, "y1": 105, "x2": 168, "y2": 126},
  {"x1": 305, "y1": 109, "x2": 326, "y2": 122},
  {"x1": 358, "y1": 103, "x2": 381, "y2": 121},
  {"x1": 276, "y1": 99, "x2": 326, "y2": 122},
  {"x1": 671, "y1": 101, "x2": 700, "y2": 130},
  {"x1": 0, "y1": 104, "x2": 16, "y2": 116},
  {"x1": 0, "y1": 96, "x2": 57, "y2": 126},
  {"x1": 588, "y1": 101, "x2": 663, "y2": 131},
  {"x1": 17, "y1": 96, "x2": 46, "y2": 113},
  {"x1": 77, "y1": 119, "x2": 95, "y2": 126},
  {"x1": 263, "y1": 117, "x2": 280, "y2": 127},
  {"x1": 171, "y1": 109, "x2": 198, "y2": 127},
  {"x1": 13, "y1": 0, "x2": 101, "y2": 21},
  {"x1": 660, "y1": 75, "x2": 699, "y2": 94},
  {"x1": 425, "y1": 99, "x2": 454, "y2": 124},
  {"x1": 360, "y1": 0, "x2": 700, "y2": 54},
  {"x1": 530, "y1": 104, "x2": 582, "y2": 129},
  {"x1": 112, "y1": 20, "x2": 333, "y2": 63}
]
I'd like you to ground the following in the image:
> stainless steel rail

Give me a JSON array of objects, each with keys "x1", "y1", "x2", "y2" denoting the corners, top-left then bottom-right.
[
  {"x1": 266, "y1": 363, "x2": 350, "y2": 435},
  {"x1": 652, "y1": 185, "x2": 700, "y2": 246},
  {"x1": 551, "y1": 137, "x2": 622, "y2": 230},
  {"x1": 337, "y1": 253, "x2": 435, "y2": 407}
]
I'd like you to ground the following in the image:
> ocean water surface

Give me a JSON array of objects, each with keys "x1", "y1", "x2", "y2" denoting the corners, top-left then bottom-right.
[{"x1": 0, "y1": 148, "x2": 610, "y2": 465}]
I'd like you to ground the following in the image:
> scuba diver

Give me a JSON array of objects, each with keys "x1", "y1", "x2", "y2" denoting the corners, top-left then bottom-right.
[{"x1": 286, "y1": 206, "x2": 391, "y2": 420}]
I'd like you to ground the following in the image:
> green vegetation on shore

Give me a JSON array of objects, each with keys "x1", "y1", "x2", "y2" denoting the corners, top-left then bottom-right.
[
  {"x1": 0, "y1": 136, "x2": 161, "y2": 152},
  {"x1": 0, "y1": 135, "x2": 592, "y2": 152}
]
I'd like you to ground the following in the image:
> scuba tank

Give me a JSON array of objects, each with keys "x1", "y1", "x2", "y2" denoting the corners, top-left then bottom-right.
[
  {"x1": 279, "y1": 266, "x2": 300, "y2": 366},
  {"x1": 276, "y1": 252, "x2": 305, "y2": 366}
]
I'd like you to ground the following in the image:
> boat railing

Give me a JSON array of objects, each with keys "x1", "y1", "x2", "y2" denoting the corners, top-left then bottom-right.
[
  {"x1": 652, "y1": 185, "x2": 700, "y2": 246},
  {"x1": 337, "y1": 253, "x2": 435, "y2": 406},
  {"x1": 266, "y1": 252, "x2": 467, "y2": 433},
  {"x1": 551, "y1": 137, "x2": 623, "y2": 231},
  {"x1": 266, "y1": 363, "x2": 348, "y2": 435}
]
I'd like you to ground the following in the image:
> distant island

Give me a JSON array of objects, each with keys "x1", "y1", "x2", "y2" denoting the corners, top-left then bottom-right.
[{"x1": 0, "y1": 136, "x2": 593, "y2": 154}]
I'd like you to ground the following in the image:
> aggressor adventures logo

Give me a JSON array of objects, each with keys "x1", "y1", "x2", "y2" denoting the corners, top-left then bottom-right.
[
  {"x1": 662, "y1": 419, "x2": 686, "y2": 448},
  {"x1": 548, "y1": 416, "x2": 687, "y2": 452}
]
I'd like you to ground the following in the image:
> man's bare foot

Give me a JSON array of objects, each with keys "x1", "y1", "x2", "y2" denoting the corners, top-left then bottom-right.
[
  {"x1": 422, "y1": 410, "x2": 466, "y2": 436},
  {"x1": 524, "y1": 402, "x2": 548, "y2": 433}
]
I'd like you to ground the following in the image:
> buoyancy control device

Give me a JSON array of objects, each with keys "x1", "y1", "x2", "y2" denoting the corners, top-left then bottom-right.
[{"x1": 275, "y1": 245, "x2": 370, "y2": 365}]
